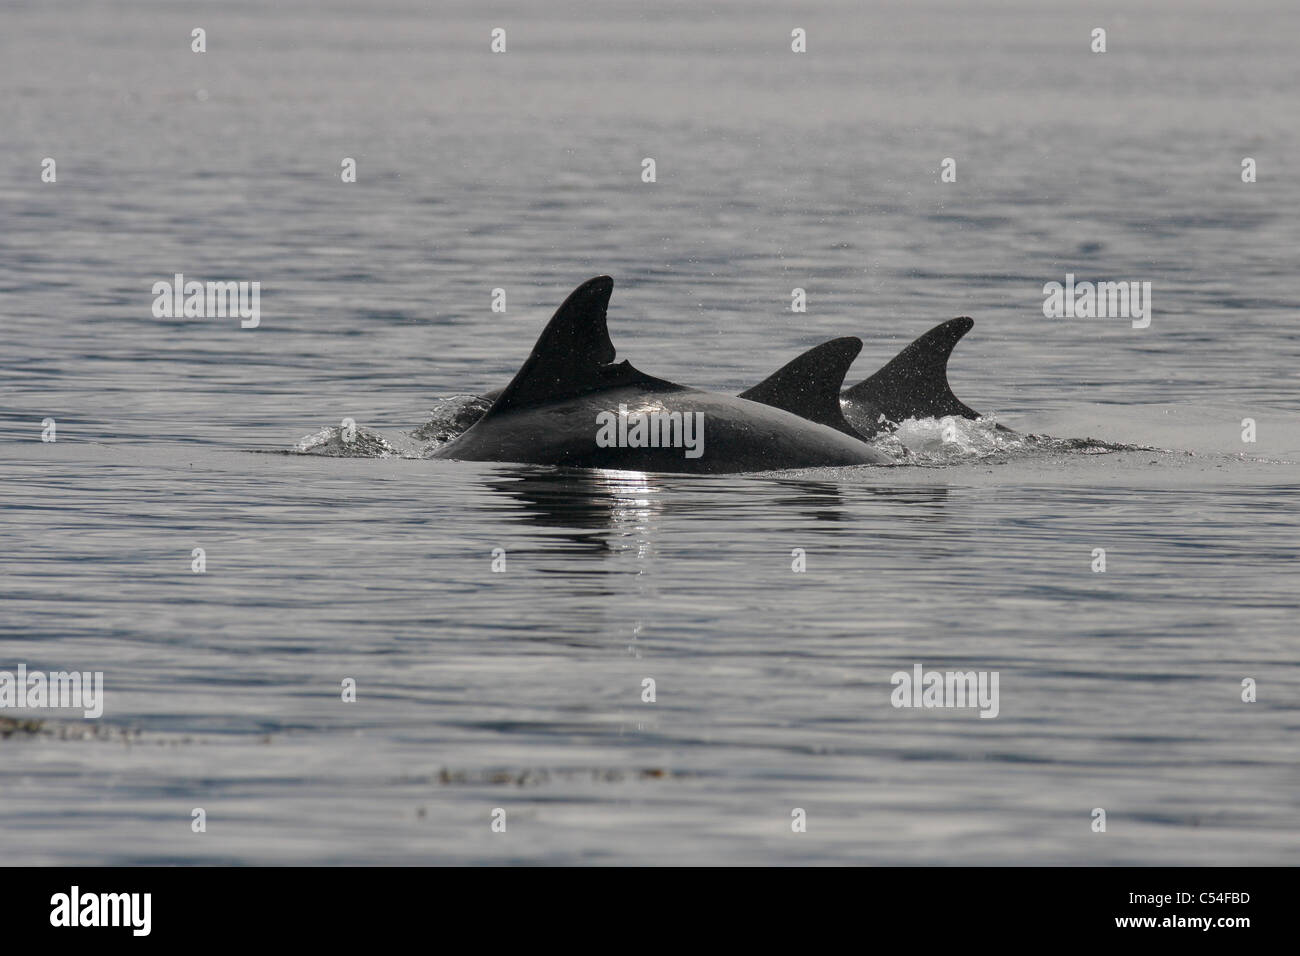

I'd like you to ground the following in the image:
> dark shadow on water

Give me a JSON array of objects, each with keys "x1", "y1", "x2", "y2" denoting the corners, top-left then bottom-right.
[
  {"x1": 770, "y1": 477, "x2": 951, "y2": 523},
  {"x1": 482, "y1": 466, "x2": 954, "y2": 552},
  {"x1": 484, "y1": 467, "x2": 665, "y2": 554}
]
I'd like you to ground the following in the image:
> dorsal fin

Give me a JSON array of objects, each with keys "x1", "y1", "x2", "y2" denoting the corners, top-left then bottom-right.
[
  {"x1": 842, "y1": 318, "x2": 979, "y2": 425},
  {"x1": 738, "y1": 337, "x2": 864, "y2": 436},
  {"x1": 483, "y1": 276, "x2": 672, "y2": 417}
]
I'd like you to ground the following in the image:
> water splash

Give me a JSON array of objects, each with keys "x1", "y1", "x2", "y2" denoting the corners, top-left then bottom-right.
[
  {"x1": 875, "y1": 415, "x2": 1163, "y2": 465},
  {"x1": 292, "y1": 424, "x2": 397, "y2": 458},
  {"x1": 290, "y1": 395, "x2": 491, "y2": 458},
  {"x1": 411, "y1": 394, "x2": 493, "y2": 446}
]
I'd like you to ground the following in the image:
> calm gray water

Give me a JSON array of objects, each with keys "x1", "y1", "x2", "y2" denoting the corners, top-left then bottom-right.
[{"x1": 2, "y1": 0, "x2": 1298, "y2": 864}]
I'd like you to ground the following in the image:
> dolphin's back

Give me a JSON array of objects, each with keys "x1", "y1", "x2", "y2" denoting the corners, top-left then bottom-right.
[
  {"x1": 432, "y1": 276, "x2": 886, "y2": 473},
  {"x1": 437, "y1": 385, "x2": 887, "y2": 473}
]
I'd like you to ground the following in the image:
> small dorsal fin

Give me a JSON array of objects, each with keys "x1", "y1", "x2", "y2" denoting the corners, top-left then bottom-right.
[
  {"x1": 481, "y1": 276, "x2": 674, "y2": 418},
  {"x1": 738, "y1": 337, "x2": 864, "y2": 436},
  {"x1": 842, "y1": 318, "x2": 978, "y2": 425}
]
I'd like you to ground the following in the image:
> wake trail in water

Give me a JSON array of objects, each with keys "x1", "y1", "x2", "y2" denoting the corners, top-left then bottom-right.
[{"x1": 879, "y1": 416, "x2": 1166, "y2": 465}]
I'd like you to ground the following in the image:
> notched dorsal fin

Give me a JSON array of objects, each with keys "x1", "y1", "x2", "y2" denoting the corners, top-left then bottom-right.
[
  {"x1": 739, "y1": 337, "x2": 864, "y2": 436},
  {"x1": 482, "y1": 276, "x2": 672, "y2": 417},
  {"x1": 843, "y1": 318, "x2": 979, "y2": 424}
]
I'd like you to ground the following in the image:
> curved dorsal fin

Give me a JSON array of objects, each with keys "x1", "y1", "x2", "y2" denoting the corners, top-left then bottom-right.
[
  {"x1": 738, "y1": 337, "x2": 864, "y2": 436},
  {"x1": 483, "y1": 276, "x2": 671, "y2": 417},
  {"x1": 842, "y1": 318, "x2": 978, "y2": 423}
]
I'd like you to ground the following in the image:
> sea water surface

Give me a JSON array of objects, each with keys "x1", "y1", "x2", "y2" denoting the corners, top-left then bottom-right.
[{"x1": 1, "y1": 0, "x2": 1298, "y2": 865}]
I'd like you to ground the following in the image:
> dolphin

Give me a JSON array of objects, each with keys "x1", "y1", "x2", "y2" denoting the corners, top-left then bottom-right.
[
  {"x1": 836, "y1": 317, "x2": 1006, "y2": 439},
  {"x1": 433, "y1": 276, "x2": 889, "y2": 473},
  {"x1": 738, "y1": 320, "x2": 987, "y2": 441},
  {"x1": 430, "y1": 311, "x2": 991, "y2": 446}
]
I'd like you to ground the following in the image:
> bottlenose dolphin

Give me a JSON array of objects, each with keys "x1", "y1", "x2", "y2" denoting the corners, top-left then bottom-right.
[
  {"x1": 837, "y1": 317, "x2": 997, "y2": 439},
  {"x1": 433, "y1": 277, "x2": 888, "y2": 474},
  {"x1": 432, "y1": 313, "x2": 990, "y2": 446},
  {"x1": 740, "y1": 320, "x2": 987, "y2": 441}
]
